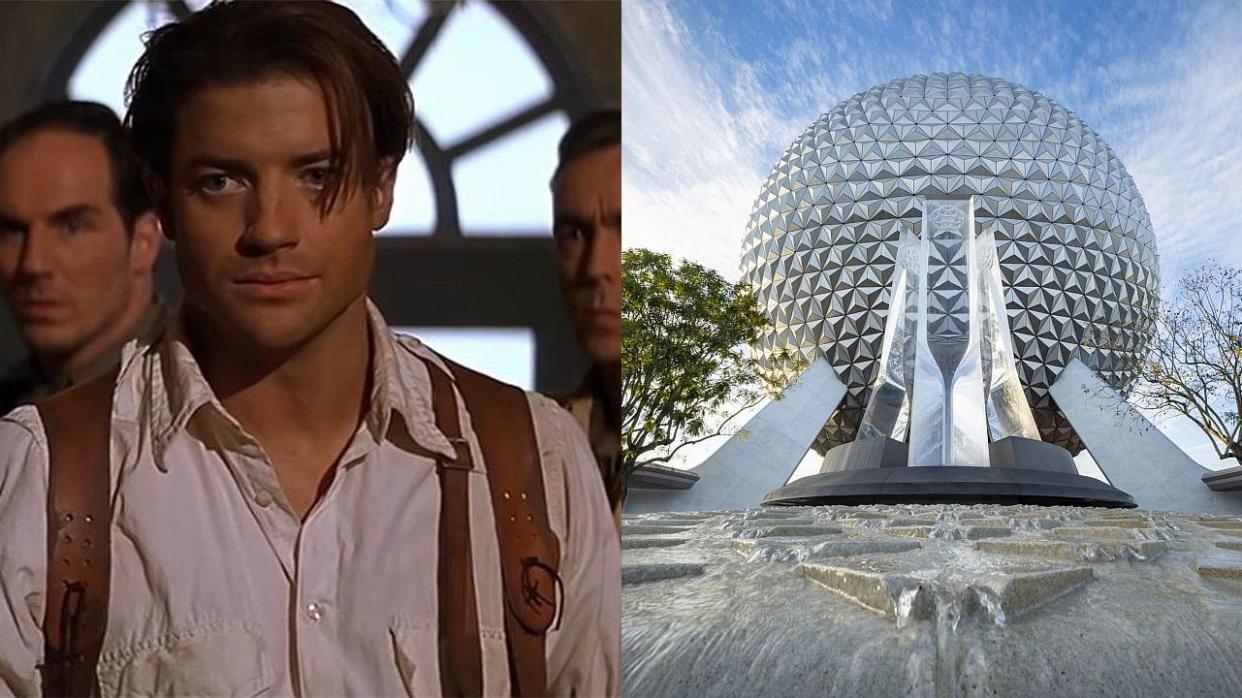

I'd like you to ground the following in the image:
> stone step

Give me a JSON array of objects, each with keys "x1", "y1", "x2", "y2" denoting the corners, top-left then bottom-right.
[
  {"x1": 975, "y1": 539, "x2": 1167, "y2": 563},
  {"x1": 645, "y1": 519, "x2": 705, "y2": 527},
  {"x1": 800, "y1": 563, "x2": 1093, "y2": 625},
  {"x1": 743, "y1": 517, "x2": 817, "y2": 527},
  {"x1": 962, "y1": 526, "x2": 1012, "y2": 540},
  {"x1": 887, "y1": 526, "x2": 935, "y2": 539},
  {"x1": 837, "y1": 511, "x2": 891, "y2": 520},
  {"x1": 884, "y1": 517, "x2": 933, "y2": 527},
  {"x1": 974, "y1": 566, "x2": 1094, "y2": 620},
  {"x1": 1199, "y1": 520, "x2": 1242, "y2": 530},
  {"x1": 622, "y1": 563, "x2": 706, "y2": 585},
  {"x1": 1052, "y1": 527, "x2": 1137, "y2": 540},
  {"x1": 799, "y1": 564, "x2": 928, "y2": 621},
  {"x1": 622, "y1": 524, "x2": 695, "y2": 535},
  {"x1": 1083, "y1": 519, "x2": 1149, "y2": 528},
  {"x1": 745, "y1": 511, "x2": 808, "y2": 521},
  {"x1": 959, "y1": 518, "x2": 1009, "y2": 527},
  {"x1": 1215, "y1": 540, "x2": 1242, "y2": 552},
  {"x1": 622, "y1": 537, "x2": 688, "y2": 550},
  {"x1": 733, "y1": 538, "x2": 920, "y2": 563},
  {"x1": 752, "y1": 525, "x2": 843, "y2": 538},
  {"x1": 1196, "y1": 551, "x2": 1242, "y2": 581}
]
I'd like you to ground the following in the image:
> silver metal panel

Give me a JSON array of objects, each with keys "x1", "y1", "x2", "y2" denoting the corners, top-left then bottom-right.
[
  {"x1": 978, "y1": 224, "x2": 1042, "y2": 441},
  {"x1": 908, "y1": 199, "x2": 989, "y2": 467},
  {"x1": 741, "y1": 73, "x2": 1160, "y2": 456},
  {"x1": 857, "y1": 231, "x2": 917, "y2": 441},
  {"x1": 1051, "y1": 357, "x2": 1242, "y2": 514},
  {"x1": 624, "y1": 356, "x2": 848, "y2": 514}
]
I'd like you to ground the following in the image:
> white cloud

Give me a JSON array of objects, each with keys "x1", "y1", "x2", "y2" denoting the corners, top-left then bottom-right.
[
  {"x1": 1110, "y1": 1, "x2": 1242, "y2": 285},
  {"x1": 622, "y1": 0, "x2": 813, "y2": 281}
]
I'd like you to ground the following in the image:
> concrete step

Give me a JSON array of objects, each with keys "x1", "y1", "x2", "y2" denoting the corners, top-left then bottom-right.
[
  {"x1": 975, "y1": 539, "x2": 1167, "y2": 563},
  {"x1": 1196, "y1": 550, "x2": 1242, "y2": 581},
  {"x1": 622, "y1": 563, "x2": 706, "y2": 585},
  {"x1": 622, "y1": 524, "x2": 695, "y2": 535},
  {"x1": 962, "y1": 526, "x2": 1012, "y2": 540},
  {"x1": 1053, "y1": 526, "x2": 1138, "y2": 540},
  {"x1": 622, "y1": 537, "x2": 688, "y2": 550},
  {"x1": 751, "y1": 525, "x2": 843, "y2": 538},
  {"x1": 733, "y1": 538, "x2": 920, "y2": 563},
  {"x1": 1083, "y1": 519, "x2": 1149, "y2": 528},
  {"x1": 973, "y1": 566, "x2": 1094, "y2": 620},
  {"x1": 959, "y1": 518, "x2": 1009, "y2": 527}
]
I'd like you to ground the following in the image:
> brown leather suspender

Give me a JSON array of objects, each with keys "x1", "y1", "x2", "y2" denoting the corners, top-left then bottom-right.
[
  {"x1": 38, "y1": 358, "x2": 561, "y2": 697},
  {"x1": 37, "y1": 368, "x2": 118, "y2": 698},
  {"x1": 426, "y1": 363, "x2": 486, "y2": 696},
  {"x1": 440, "y1": 358, "x2": 561, "y2": 698}
]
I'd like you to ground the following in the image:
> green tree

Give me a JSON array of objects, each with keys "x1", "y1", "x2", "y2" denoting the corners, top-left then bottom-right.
[
  {"x1": 1128, "y1": 264, "x2": 1242, "y2": 465},
  {"x1": 621, "y1": 248, "x2": 773, "y2": 484}
]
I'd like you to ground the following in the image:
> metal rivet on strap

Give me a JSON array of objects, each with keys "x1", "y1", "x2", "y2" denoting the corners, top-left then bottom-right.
[
  {"x1": 84, "y1": 515, "x2": 93, "y2": 523},
  {"x1": 509, "y1": 515, "x2": 517, "y2": 523},
  {"x1": 503, "y1": 491, "x2": 511, "y2": 501},
  {"x1": 520, "y1": 492, "x2": 528, "y2": 501},
  {"x1": 63, "y1": 513, "x2": 73, "y2": 523},
  {"x1": 63, "y1": 534, "x2": 72, "y2": 543}
]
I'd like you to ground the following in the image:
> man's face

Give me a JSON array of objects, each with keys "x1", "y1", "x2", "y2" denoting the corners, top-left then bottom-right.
[
  {"x1": 166, "y1": 76, "x2": 393, "y2": 350},
  {"x1": 553, "y1": 144, "x2": 621, "y2": 364},
  {"x1": 0, "y1": 130, "x2": 139, "y2": 357}
]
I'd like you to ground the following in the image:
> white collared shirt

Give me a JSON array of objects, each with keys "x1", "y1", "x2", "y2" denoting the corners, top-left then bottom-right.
[{"x1": 0, "y1": 301, "x2": 619, "y2": 696}]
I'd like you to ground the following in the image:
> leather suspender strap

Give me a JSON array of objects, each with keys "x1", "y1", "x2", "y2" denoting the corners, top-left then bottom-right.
[
  {"x1": 445, "y1": 359, "x2": 560, "y2": 698},
  {"x1": 425, "y1": 362, "x2": 485, "y2": 698},
  {"x1": 37, "y1": 368, "x2": 118, "y2": 698},
  {"x1": 419, "y1": 355, "x2": 560, "y2": 696}
]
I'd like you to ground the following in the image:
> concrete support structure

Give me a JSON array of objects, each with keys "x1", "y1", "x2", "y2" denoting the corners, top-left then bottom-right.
[
  {"x1": 624, "y1": 356, "x2": 847, "y2": 514},
  {"x1": 1050, "y1": 357, "x2": 1242, "y2": 514}
]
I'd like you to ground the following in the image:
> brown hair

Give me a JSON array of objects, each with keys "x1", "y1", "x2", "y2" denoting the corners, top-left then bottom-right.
[
  {"x1": 125, "y1": 0, "x2": 413, "y2": 212},
  {"x1": 0, "y1": 100, "x2": 152, "y2": 230},
  {"x1": 551, "y1": 108, "x2": 620, "y2": 189}
]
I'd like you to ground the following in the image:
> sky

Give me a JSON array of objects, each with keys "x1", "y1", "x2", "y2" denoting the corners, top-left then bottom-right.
[{"x1": 623, "y1": 0, "x2": 1242, "y2": 479}]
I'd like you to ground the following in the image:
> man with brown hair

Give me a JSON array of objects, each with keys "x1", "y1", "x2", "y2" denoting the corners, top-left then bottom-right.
[
  {"x1": 552, "y1": 110, "x2": 622, "y2": 517},
  {"x1": 0, "y1": 2, "x2": 618, "y2": 696},
  {"x1": 0, "y1": 101, "x2": 163, "y2": 415}
]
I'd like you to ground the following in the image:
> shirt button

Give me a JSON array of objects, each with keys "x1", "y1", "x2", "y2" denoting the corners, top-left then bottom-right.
[
  {"x1": 306, "y1": 602, "x2": 323, "y2": 622},
  {"x1": 254, "y1": 490, "x2": 274, "y2": 508}
]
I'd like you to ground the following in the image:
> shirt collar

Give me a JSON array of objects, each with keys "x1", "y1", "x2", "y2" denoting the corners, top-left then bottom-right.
[
  {"x1": 151, "y1": 298, "x2": 458, "y2": 464},
  {"x1": 23, "y1": 297, "x2": 169, "y2": 396}
]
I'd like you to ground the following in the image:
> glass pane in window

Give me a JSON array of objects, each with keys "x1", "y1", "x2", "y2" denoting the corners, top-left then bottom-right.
[
  {"x1": 453, "y1": 111, "x2": 567, "y2": 235},
  {"x1": 409, "y1": 0, "x2": 552, "y2": 148},
  {"x1": 382, "y1": 151, "x2": 436, "y2": 234},
  {"x1": 69, "y1": 2, "x2": 176, "y2": 115},
  {"x1": 72, "y1": 1, "x2": 423, "y2": 115},
  {"x1": 394, "y1": 326, "x2": 535, "y2": 390},
  {"x1": 338, "y1": 0, "x2": 426, "y2": 60}
]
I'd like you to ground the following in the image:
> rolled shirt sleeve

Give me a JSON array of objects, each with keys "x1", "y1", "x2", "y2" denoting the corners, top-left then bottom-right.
[
  {"x1": 535, "y1": 395, "x2": 621, "y2": 697},
  {"x1": 0, "y1": 408, "x2": 48, "y2": 696}
]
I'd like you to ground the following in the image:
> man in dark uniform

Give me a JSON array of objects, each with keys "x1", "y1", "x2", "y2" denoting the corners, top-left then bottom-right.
[
  {"x1": 0, "y1": 101, "x2": 163, "y2": 414},
  {"x1": 551, "y1": 109, "x2": 623, "y2": 519}
]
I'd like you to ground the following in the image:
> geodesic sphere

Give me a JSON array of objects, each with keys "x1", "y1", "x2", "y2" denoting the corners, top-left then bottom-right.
[{"x1": 740, "y1": 73, "x2": 1159, "y2": 455}]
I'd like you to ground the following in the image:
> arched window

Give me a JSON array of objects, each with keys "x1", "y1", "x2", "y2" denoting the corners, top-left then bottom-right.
[{"x1": 37, "y1": 0, "x2": 602, "y2": 390}]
